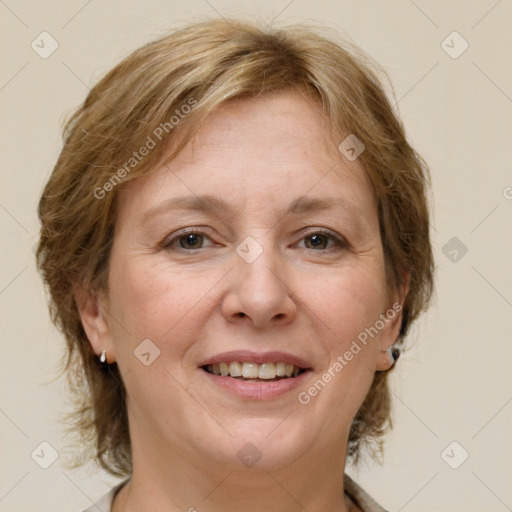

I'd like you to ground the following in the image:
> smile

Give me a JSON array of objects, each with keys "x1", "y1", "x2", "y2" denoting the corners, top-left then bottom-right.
[
  {"x1": 198, "y1": 350, "x2": 312, "y2": 399},
  {"x1": 202, "y1": 361, "x2": 306, "y2": 381}
]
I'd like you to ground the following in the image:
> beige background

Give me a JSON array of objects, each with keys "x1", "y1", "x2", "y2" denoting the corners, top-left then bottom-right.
[{"x1": 1, "y1": 1, "x2": 511, "y2": 511}]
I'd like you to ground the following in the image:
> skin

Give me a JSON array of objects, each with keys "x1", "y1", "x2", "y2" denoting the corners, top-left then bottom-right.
[{"x1": 78, "y1": 89, "x2": 407, "y2": 512}]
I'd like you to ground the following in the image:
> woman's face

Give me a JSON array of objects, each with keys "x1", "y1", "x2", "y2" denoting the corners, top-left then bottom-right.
[{"x1": 83, "y1": 89, "x2": 404, "y2": 472}]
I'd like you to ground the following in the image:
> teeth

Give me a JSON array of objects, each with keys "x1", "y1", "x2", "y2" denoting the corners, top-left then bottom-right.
[
  {"x1": 258, "y1": 363, "x2": 276, "y2": 379},
  {"x1": 219, "y1": 362, "x2": 229, "y2": 376},
  {"x1": 229, "y1": 361, "x2": 242, "y2": 377},
  {"x1": 242, "y1": 362, "x2": 259, "y2": 379},
  {"x1": 205, "y1": 361, "x2": 303, "y2": 379}
]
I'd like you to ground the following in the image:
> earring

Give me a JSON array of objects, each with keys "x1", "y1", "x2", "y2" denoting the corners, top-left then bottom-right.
[
  {"x1": 388, "y1": 346, "x2": 400, "y2": 367},
  {"x1": 99, "y1": 349, "x2": 107, "y2": 364}
]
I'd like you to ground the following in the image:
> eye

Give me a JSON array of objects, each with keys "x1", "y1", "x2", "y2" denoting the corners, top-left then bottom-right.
[
  {"x1": 298, "y1": 230, "x2": 347, "y2": 251},
  {"x1": 161, "y1": 228, "x2": 347, "y2": 252},
  {"x1": 162, "y1": 229, "x2": 214, "y2": 251}
]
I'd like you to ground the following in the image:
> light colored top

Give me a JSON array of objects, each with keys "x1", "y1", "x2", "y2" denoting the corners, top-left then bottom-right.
[{"x1": 80, "y1": 473, "x2": 390, "y2": 512}]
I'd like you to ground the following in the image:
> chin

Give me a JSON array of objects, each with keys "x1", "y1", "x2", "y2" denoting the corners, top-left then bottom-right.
[{"x1": 200, "y1": 417, "x2": 314, "y2": 471}]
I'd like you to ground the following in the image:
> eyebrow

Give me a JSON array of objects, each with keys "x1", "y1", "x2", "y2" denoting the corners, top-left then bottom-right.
[{"x1": 139, "y1": 194, "x2": 361, "y2": 226}]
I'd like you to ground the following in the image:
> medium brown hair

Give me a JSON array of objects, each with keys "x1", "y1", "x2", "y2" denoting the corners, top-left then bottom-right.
[{"x1": 36, "y1": 18, "x2": 434, "y2": 477}]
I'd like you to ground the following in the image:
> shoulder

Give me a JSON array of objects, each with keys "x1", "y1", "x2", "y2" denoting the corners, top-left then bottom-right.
[
  {"x1": 78, "y1": 479, "x2": 130, "y2": 512},
  {"x1": 344, "y1": 473, "x2": 391, "y2": 512}
]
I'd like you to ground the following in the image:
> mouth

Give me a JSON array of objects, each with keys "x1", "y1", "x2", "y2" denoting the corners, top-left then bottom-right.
[
  {"x1": 197, "y1": 351, "x2": 312, "y2": 398},
  {"x1": 200, "y1": 361, "x2": 308, "y2": 382}
]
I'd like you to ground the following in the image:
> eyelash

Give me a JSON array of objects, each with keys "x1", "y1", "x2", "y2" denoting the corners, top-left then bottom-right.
[{"x1": 161, "y1": 227, "x2": 348, "y2": 252}]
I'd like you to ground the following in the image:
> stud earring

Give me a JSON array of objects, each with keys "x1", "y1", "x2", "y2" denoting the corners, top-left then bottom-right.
[
  {"x1": 388, "y1": 346, "x2": 400, "y2": 368},
  {"x1": 99, "y1": 349, "x2": 107, "y2": 364}
]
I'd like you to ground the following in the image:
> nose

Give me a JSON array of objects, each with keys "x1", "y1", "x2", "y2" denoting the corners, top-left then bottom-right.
[{"x1": 221, "y1": 244, "x2": 297, "y2": 328}]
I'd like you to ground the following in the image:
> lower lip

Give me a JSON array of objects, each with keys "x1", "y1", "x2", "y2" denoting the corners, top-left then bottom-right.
[{"x1": 200, "y1": 368, "x2": 311, "y2": 400}]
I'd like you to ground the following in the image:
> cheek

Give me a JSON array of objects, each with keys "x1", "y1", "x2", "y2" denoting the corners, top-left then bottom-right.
[
  {"x1": 111, "y1": 255, "x2": 226, "y2": 364},
  {"x1": 303, "y1": 267, "x2": 386, "y2": 416},
  {"x1": 300, "y1": 269, "x2": 385, "y2": 418},
  {"x1": 308, "y1": 263, "x2": 388, "y2": 349},
  {"x1": 107, "y1": 257, "x2": 220, "y2": 353}
]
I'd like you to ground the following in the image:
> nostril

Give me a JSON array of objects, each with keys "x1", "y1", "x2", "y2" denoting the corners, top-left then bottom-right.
[{"x1": 238, "y1": 312, "x2": 246, "y2": 318}]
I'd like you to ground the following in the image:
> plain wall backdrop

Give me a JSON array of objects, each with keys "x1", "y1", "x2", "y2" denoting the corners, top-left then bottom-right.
[{"x1": 1, "y1": 1, "x2": 511, "y2": 511}]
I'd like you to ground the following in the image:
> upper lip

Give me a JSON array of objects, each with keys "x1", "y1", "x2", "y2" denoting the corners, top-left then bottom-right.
[{"x1": 198, "y1": 351, "x2": 311, "y2": 370}]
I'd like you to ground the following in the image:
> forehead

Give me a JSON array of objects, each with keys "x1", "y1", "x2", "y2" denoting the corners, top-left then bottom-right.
[
  {"x1": 117, "y1": 89, "x2": 375, "y2": 221},
  {"x1": 185, "y1": 90, "x2": 341, "y2": 169}
]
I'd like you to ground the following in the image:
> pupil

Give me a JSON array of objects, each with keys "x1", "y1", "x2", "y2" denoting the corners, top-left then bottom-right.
[
  {"x1": 309, "y1": 234, "x2": 325, "y2": 248},
  {"x1": 182, "y1": 233, "x2": 201, "y2": 248}
]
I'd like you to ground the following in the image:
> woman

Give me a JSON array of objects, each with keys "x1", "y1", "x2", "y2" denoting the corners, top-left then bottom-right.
[{"x1": 36, "y1": 18, "x2": 433, "y2": 512}]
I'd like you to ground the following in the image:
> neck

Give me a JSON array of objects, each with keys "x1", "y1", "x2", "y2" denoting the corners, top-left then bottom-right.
[{"x1": 113, "y1": 430, "x2": 355, "y2": 512}]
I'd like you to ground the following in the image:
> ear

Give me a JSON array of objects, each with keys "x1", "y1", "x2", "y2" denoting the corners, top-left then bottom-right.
[
  {"x1": 74, "y1": 284, "x2": 116, "y2": 364},
  {"x1": 375, "y1": 270, "x2": 410, "y2": 371}
]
